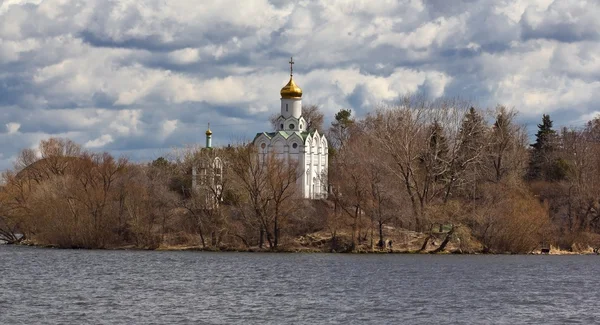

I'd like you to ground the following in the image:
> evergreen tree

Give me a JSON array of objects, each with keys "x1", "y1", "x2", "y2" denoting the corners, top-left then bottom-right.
[
  {"x1": 446, "y1": 107, "x2": 487, "y2": 200},
  {"x1": 490, "y1": 108, "x2": 513, "y2": 182},
  {"x1": 457, "y1": 107, "x2": 487, "y2": 166},
  {"x1": 420, "y1": 121, "x2": 449, "y2": 183},
  {"x1": 528, "y1": 114, "x2": 564, "y2": 181},
  {"x1": 531, "y1": 114, "x2": 557, "y2": 151},
  {"x1": 333, "y1": 109, "x2": 353, "y2": 128},
  {"x1": 329, "y1": 109, "x2": 354, "y2": 151}
]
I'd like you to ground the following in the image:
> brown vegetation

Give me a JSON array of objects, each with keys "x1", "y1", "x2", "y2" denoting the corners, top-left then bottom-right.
[{"x1": 1, "y1": 99, "x2": 599, "y2": 254}]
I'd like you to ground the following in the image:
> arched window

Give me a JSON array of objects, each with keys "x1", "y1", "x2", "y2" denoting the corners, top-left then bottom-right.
[
  {"x1": 286, "y1": 104, "x2": 288, "y2": 112},
  {"x1": 289, "y1": 124, "x2": 295, "y2": 129},
  {"x1": 280, "y1": 124, "x2": 283, "y2": 130}
]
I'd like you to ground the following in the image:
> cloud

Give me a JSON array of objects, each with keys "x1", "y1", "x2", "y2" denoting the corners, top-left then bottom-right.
[
  {"x1": 161, "y1": 119, "x2": 178, "y2": 138},
  {"x1": 6, "y1": 122, "x2": 20, "y2": 134},
  {"x1": 521, "y1": 0, "x2": 600, "y2": 42},
  {"x1": 167, "y1": 48, "x2": 200, "y2": 65},
  {"x1": 0, "y1": 0, "x2": 599, "y2": 169},
  {"x1": 85, "y1": 134, "x2": 114, "y2": 148}
]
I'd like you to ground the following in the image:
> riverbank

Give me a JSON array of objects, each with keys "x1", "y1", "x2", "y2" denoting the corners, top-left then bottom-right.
[
  {"x1": 6, "y1": 242, "x2": 599, "y2": 255},
  {"x1": 8, "y1": 230, "x2": 598, "y2": 255}
]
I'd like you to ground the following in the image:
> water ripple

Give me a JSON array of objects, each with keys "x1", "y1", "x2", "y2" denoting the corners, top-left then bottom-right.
[{"x1": 1, "y1": 246, "x2": 599, "y2": 324}]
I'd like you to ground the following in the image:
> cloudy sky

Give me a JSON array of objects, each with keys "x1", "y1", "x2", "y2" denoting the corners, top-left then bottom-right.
[{"x1": 1, "y1": 0, "x2": 599, "y2": 169}]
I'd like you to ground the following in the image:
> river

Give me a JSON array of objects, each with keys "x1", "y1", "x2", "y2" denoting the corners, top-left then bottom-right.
[{"x1": 0, "y1": 245, "x2": 598, "y2": 324}]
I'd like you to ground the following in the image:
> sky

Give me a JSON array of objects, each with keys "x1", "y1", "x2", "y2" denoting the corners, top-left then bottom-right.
[{"x1": 1, "y1": 0, "x2": 599, "y2": 170}]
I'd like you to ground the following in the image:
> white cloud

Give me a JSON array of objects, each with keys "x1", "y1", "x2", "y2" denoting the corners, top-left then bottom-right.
[
  {"x1": 167, "y1": 48, "x2": 200, "y2": 65},
  {"x1": 372, "y1": 16, "x2": 464, "y2": 50},
  {"x1": 161, "y1": 119, "x2": 178, "y2": 137},
  {"x1": 6, "y1": 122, "x2": 20, "y2": 134},
  {"x1": 84, "y1": 134, "x2": 114, "y2": 148},
  {"x1": 109, "y1": 110, "x2": 142, "y2": 135},
  {"x1": 0, "y1": 0, "x2": 43, "y2": 15}
]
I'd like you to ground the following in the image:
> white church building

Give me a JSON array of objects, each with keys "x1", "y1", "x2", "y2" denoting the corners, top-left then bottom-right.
[{"x1": 253, "y1": 58, "x2": 328, "y2": 199}]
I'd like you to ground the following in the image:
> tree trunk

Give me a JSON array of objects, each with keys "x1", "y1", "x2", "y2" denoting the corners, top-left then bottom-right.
[
  {"x1": 419, "y1": 235, "x2": 431, "y2": 252},
  {"x1": 419, "y1": 224, "x2": 434, "y2": 252},
  {"x1": 433, "y1": 225, "x2": 455, "y2": 253},
  {"x1": 370, "y1": 220, "x2": 374, "y2": 250},
  {"x1": 356, "y1": 206, "x2": 362, "y2": 243},
  {"x1": 273, "y1": 215, "x2": 279, "y2": 248},
  {"x1": 211, "y1": 231, "x2": 216, "y2": 247},
  {"x1": 443, "y1": 175, "x2": 455, "y2": 204},
  {"x1": 234, "y1": 234, "x2": 251, "y2": 249},
  {"x1": 264, "y1": 228, "x2": 274, "y2": 248},
  {"x1": 198, "y1": 226, "x2": 206, "y2": 248},
  {"x1": 161, "y1": 213, "x2": 167, "y2": 244},
  {"x1": 351, "y1": 206, "x2": 359, "y2": 250},
  {"x1": 330, "y1": 230, "x2": 337, "y2": 252},
  {"x1": 378, "y1": 221, "x2": 384, "y2": 249}
]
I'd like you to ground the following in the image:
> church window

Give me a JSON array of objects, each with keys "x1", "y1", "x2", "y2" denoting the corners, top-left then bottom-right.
[
  {"x1": 260, "y1": 143, "x2": 266, "y2": 149},
  {"x1": 289, "y1": 123, "x2": 295, "y2": 129},
  {"x1": 280, "y1": 124, "x2": 283, "y2": 130},
  {"x1": 292, "y1": 143, "x2": 298, "y2": 149},
  {"x1": 286, "y1": 104, "x2": 288, "y2": 111}
]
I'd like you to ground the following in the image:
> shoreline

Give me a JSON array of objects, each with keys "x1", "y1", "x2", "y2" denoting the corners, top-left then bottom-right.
[{"x1": 3, "y1": 242, "x2": 598, "y2": 256}]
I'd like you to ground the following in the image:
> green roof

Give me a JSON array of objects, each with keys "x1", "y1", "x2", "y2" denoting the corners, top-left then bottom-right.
[{"x1": 253, "y1": 130, "x2": 312, "y2": 143}]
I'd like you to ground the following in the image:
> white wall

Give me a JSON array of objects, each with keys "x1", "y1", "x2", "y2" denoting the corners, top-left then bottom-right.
[
  {"x1": 280, "y1": 98, "x2": 302, "y2": 119},
  {"x1": 254, "y1": 125, "x2": 328, "y2": 199}
]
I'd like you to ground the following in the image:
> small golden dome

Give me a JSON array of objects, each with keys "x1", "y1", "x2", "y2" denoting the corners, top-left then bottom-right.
[
  {"x1": 205, "y1": 128, "x2": 212, "y2": 136},
  {"x1": 280, "y1": 77, "x2": 302, "y2": 99}
]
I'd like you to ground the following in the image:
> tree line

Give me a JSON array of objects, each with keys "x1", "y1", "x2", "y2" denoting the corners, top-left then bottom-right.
[{"x1": 1, "y1": 97, "x2": 599, "y2": 253}]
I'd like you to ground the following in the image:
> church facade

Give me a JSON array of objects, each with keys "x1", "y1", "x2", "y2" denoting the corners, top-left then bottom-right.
[
  {"x1": 191, "y1": 125, "x2": 223, "y2": 208},
  {"x1": 253, "y1": 59, "x2": 328, "y2": 199}
]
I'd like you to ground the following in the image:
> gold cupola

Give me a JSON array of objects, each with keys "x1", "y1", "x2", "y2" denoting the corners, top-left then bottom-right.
[
  {"x1": 280, "y1": 77, "x2": 302, "y2": 99},
  {"x1": 280, "y1": 57, "x2": 302, "y2": 99},
  {"x1": 205, "y1": 123, "x2": 213, "y2": 148}
]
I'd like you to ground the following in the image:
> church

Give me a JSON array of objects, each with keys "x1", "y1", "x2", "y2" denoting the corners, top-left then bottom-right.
[
  {"x1": 191, "y1": 125, "x2": 223, "y2": 208},
  {"x1": 253, "y1": 59, "x2": 328, "y2": 199}
]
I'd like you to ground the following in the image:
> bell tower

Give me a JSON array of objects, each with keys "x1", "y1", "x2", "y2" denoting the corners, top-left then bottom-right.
[{"x1": 280, "y1": 57, "x2": 302, "y2": 120}]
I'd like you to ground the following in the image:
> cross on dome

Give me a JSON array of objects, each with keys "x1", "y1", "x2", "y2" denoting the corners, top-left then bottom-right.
[{"x1": 280, "y1": 57, "x2": 302, "y2": 99}]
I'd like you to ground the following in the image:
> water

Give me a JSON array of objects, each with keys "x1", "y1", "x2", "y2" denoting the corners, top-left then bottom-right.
[{"x1": 1, "y1": 245, "x2": 598, "y2": 324}]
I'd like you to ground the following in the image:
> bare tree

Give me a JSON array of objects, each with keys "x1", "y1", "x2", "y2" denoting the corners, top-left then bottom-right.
[
  {"x1": 365, "y1": 96, "x2": 471, "y2": 231},
  {"x1": 229, "y1": 144, "x2": 300, "y2": 249},
  {"x1": 329, "y1": 130, "x2": 370, "y2": 250}
]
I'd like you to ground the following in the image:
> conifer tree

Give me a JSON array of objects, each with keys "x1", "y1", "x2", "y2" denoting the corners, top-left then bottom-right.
[
  {"x1": 447, "y1": 107, "x2": 487, "y2": 199},
  {"x1": 329, "y1": 109, "x2": 354, "y2": 150},
  {"x1": 528, "y1": 114, "x2": 564, "y2": 181},
  {"x1": 420, "y1": 121, "x2": 449, "y2": 183},
  {"x1": 457, "y1": 107, "x2": 487, "y2": 166},
  {"x1": 488, "y1": 106, "x2": 522, "y2": 182}
]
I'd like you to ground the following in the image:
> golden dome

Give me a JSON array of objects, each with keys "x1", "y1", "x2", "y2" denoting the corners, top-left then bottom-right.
[
  {"x1": 205, "y1": 128, "x2": 212, "y2": 136},
  {"x1": 280, "y1": 77, "x2": 302, "y2": 99}
]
